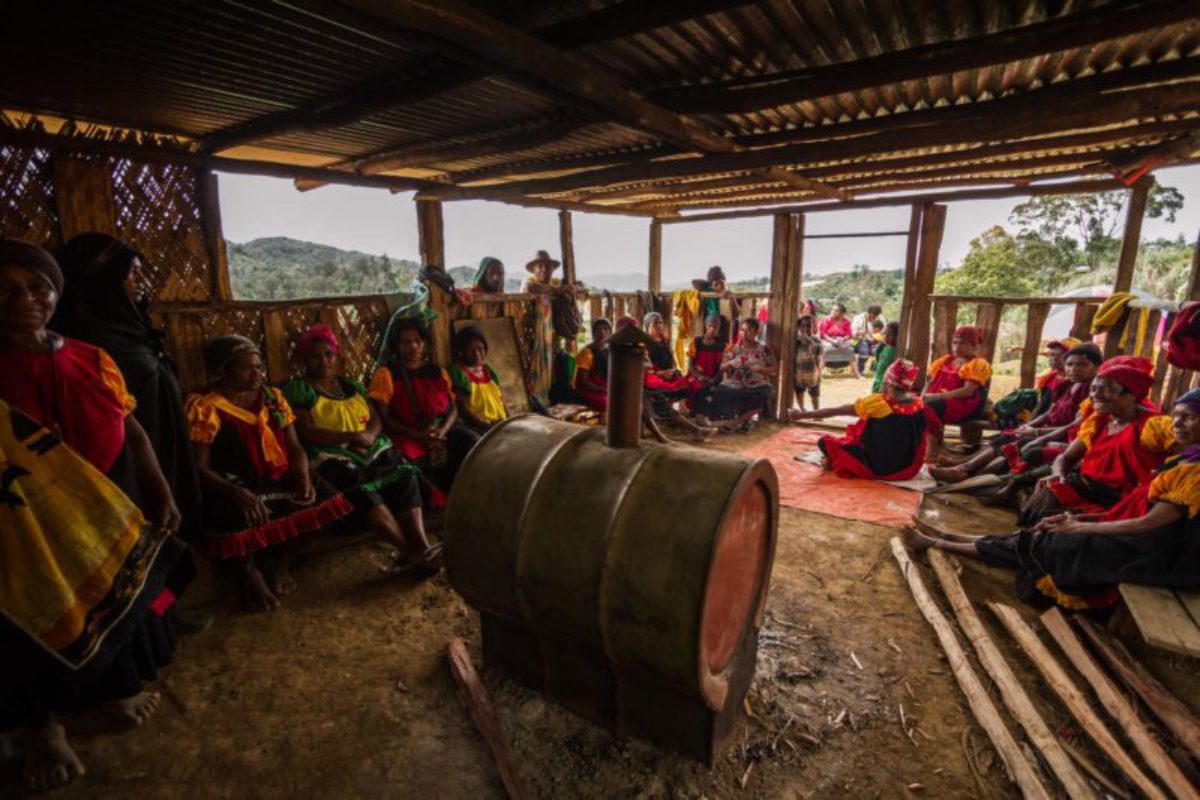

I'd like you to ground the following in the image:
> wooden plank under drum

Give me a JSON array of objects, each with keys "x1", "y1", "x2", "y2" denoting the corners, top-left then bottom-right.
[
  {"x1": 1041, "y1": 608, "x2": 1199, "y2": 800},
  {"x1": 1119, "y1": 584, "x2": 1200, "y2": 659},
  {"x1": 1021, "y1": 303, "x2": 1051, "y2": 388}
]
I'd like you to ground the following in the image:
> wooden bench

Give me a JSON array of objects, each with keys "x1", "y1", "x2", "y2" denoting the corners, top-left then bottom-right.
[{"x1": 1119, "y1": 584, "x2": 1200, "y2": 658}]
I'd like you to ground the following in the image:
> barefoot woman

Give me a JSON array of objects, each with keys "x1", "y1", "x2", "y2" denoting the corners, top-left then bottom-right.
[
  {"x1": 0, "y1": 238, "x2": 184, "y2": 791},
  {"x1": 283, "y1": 324, "x2": 441, "y2": 570},
  {"x1": 188, "y1": 336, "x2": 353, "y2": 610},
  {"x1": 907, "y1": 388, "x2": 1200, "y2": 611}
]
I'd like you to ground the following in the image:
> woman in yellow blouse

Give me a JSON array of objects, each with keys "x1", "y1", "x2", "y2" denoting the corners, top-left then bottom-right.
[
  {"x1": 921, "y1": 326, "x2": 992, "y2": 431},
  {"x1": 449, "y1": 326, "x2": 508, "y2": 432},
  {"x1": 282, "y1": 325, "x2": 441, "y2": 573},
  {"x1": 906, "y1": 387, "x2": 1200, "y2": 612}
]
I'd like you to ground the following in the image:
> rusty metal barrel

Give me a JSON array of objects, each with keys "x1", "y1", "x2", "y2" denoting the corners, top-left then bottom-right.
[{"x1": 444, "y1": 407, "x2": 778, "y2": 762}]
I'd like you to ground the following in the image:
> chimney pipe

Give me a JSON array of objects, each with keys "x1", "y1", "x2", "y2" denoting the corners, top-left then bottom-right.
[{"x1": 605, "y1": 324, "x2": 656, "y2": 448}]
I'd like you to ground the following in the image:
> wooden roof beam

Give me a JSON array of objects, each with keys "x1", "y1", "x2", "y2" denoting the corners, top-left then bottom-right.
[
  {"x1": 343, "y1": 0, "x2": 850, "y2": 202},
  {"x1": 199, "y1": 0, "x2": 758, "y2": 154},
  {"x1": 657, "y1": 0, "x2": 1200, "y2": 114},
  {"x1": 449, "y1": 66, "x2": 1200, "y2": 198}
]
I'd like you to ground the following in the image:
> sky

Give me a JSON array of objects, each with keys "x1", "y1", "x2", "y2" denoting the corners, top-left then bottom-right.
[{"x1": 218, "y1": 164, "x2": 1200, "y2": 288}]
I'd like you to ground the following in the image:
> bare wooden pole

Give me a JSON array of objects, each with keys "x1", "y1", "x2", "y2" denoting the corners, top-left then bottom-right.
[
  {"x1": 767, "y1": 213, "x2": 803, "y2": 418},
  {"x1": 895, "y1": 204, "x2": 923, "y2": 356},
  {"x1": 889, "y1": 540, "x2": 1051, "y2": 799},
  {"x1": 647, "y1": 219, "x2": 663, "y2": 294},
  {"x1": 1020, "y1": 303, "x2": 1052, "y2": 388},
  {"x1": 989, "y1": 603, "x2": 1167, "y2": 800},
  {"x1": 198, "y1": 170, "x2": 234, "y2": 301},
  {"x1": 1041, "y1": 608, "x2": 1198, "y2": 800},
  {"x1": 928, "y1": 552, "x2": 1095, "y2": 799},
  {"x1": 416, "y1": 198, "x2": 452, "y2": 366},
  {"x1": 904, "y1": 203, "x2": 947, "y2": 389},
  {"x1": 558, "y1": 210, "x2": 576, "y2": 285},
  {"x1": 1074, "y1": 617, "x2": 1200, "y2": 762},
  {"x1": 1114, "y1": 180, "x2": 1152, "y2": 295}
]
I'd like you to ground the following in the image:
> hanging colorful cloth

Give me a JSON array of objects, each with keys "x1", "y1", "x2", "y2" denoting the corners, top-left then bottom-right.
[
  {"x1": 671, "y1": 288, "x2": 700, "y2": 367},
  {"x1": 1091, "y1": 291, "x2": 1148, "y2": 352},
  {"x1": 1167, "y1": 301, "x2": 1200, "y2": 370}
]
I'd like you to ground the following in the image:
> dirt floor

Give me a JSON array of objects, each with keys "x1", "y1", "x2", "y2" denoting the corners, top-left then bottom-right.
[{"x1": 5, "y1": 372, "x2": 1198, "y2": 799}]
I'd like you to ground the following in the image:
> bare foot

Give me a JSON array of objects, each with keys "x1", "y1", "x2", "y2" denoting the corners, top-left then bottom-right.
[
  {"x1": 929, "y1": 466, "x2": 970, "y2": 483},
  {"x1": 24, "y1": 720, "x2": 85, "y2": 792},
  {"x1": 241, "y1": 564, "x2": 280, "y2": 612},
  {"x1": 100, "y1": 691, "x2": 161, "y2": 729},
  {"x1": 900, "y1": 526, "x2": 934, "y2": 553},
  {"x1": 267, "y1": 558, "x2": 297, "y2": 598}
]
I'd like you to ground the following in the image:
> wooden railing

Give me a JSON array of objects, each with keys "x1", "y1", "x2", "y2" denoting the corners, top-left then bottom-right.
[{"x1": 927, "y1": 293, "x2": 1196, "y2": 408}]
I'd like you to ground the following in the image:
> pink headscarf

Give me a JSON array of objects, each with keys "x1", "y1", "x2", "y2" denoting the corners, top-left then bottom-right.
[
  {"x1": 953, "y1": 326, "x2": 983, "y2": 346},
  {"x1": 296, "y1": 323, "x2": 339, "y2": 361},
  {"x1": 885, "y1": 359, "x2": 919, "y2": 390}
]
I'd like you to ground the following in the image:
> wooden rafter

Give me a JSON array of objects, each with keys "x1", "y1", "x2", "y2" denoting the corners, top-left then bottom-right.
[
  {"x1": 656, "y1": 0, "x2": 1200, "y2": 114},
  {"x1": 426, "y1": 66, "x2": 1200, "y2": 200},
  {"x1": 199, "y1": 0, "x2": 758, "y2": 154},
  {"x1": 339, "y1": 0, "x2": 850, "y2": 201}
]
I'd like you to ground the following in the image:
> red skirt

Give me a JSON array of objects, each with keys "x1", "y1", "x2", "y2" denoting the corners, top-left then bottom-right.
[{"x1": 576, "y1": 376, "x2": 607, "y2": 411}]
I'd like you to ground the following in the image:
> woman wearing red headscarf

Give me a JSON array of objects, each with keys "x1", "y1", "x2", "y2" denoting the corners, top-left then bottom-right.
[
  {"x1": 922, "y1": 326, "x2": 992, "y2": 431},
  {"x1": 1019, "y1": 356, "x2": 1174, "y2": 524},
  {"x1": 791, "y1": 359, "x2": 928, "y2": 480}
]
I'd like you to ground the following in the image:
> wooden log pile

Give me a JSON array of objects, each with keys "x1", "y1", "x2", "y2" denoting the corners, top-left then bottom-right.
[{"x1": 892, "y1": 538, "x2": 1200, "y2": 799}]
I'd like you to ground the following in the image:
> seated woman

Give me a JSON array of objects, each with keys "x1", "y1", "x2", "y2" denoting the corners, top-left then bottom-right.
[
  {"x1": 640, "y1": 311, "x2": 713, "y2": 436},
  {"x1": 369, "y1": 318, "x2": 480, "y2": 493},
  {"x1": 472, "y1": 256, "x2": 505, "y2": 294},
  {"x1": 1018, "y1": 356, "x2": 1173, "y2": 525},
  {"x1": 0, "y1": 238, "x2": 183, "y2": 790},
  {"x1": 791, "y1": 360, "x2": 927, "y2": 480},
  {"x1": 931, "y1": 343, "x2": 1101, "y2": 483},
  {"x1": 693, "y1": 318, "x2": 777, "y2": 431},
  {"x1": 989, "y1": 338, "x2": 1080, "y2": 430},
  {"x1": 188, "y1": 336, "x2": 353, "y2": 610},
  {"x1": 574, "y1": 317, "x2": 612, "y2": 412},
  {"x1": 282, "y1": 324, "x2": 441, "y2": 572},
  {"x1": 907, "y1": 388, "x2": 1200, "y2": 613},
  {"x1": 870, "y1": 322, "x2": 900, "y2": 394},
  {"x1": 449, "y1": 325, "x2": 508, "y2": 433},
  {"x1": 922, "y1": 326, "x2": 992, "y2": 433},
  {"x1": 687, "y1": 314, "x2": 727, "y2": 387}
]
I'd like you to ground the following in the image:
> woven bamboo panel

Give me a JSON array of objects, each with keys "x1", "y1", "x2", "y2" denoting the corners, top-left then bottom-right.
[
  {"x1": 0, "y1": 145, "x2": 60, "y2": 248},
  {"x1": 199, "y1": 307, "x2": 265, "y2": 349},
  {"x1": 111, "y1": 159, "x2": 212, "y2": 302},
  {"x1": 332, "y1": 300, "x2": 390, "y2": 385}
]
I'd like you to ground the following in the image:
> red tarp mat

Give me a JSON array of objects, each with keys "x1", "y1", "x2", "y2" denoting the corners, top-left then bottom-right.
[{"x1": 741, "y1": 428, "x2": 920, "y2": 528}]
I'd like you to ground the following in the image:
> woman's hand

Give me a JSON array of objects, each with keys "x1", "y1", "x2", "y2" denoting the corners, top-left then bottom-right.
[
  {"x1": 1044, "y1": 513, "x2": 1096, "y2": 535},
  {"x1": 234, "y1": 487, "x2": 271, "y2": 527},
  {"x1": 147, "y1": 486, "x2": 182, "y2": 536},
  {"x1": 290, "y1": 470, "x2": 316, "y2": 506},
  {"x1": 351, "y1": 430, "x2": 376, "y2": 448},
  {"x1": 1013, "y1": 424, "x2": 1035, "y2": 438},
  {"x1": 788, "y1": 409, "x2": 811, "y2": 421}
]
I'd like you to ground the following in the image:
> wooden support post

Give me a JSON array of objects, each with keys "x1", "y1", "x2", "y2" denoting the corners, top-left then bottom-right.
[
  {"x1": 904, "y1": 203, "x2": 947, "y2": 390},
  {"x1": 198, "y1": 169, "x2": 234, "y2": 301},
  {"x1": 988, "y1": 603, "x2": 1167, "y2": 800},
  {"x1": 929, "y1": 553, "x2": 1094, "y2": 799},
  {"x1": 1075, "y1": 616, "x2": 1200, "y2": 763},
  {"x1": 973, "y1": 302, "x2": 1003, "y2": 363},
  {"x1": 52, "y1": 155, "x2": 117, "y2": 239},
  {"x1": 896, "y1": 204, "x2": 924, "y2": 355},
  {"x1": 930, "y1": 299, "x2": 958, "y2": 363},
  {"x1": 261, "y1": 309, "x2": 291, "y2": 384},
  {"x1": 889, "y1": 540, "x2": 1051, "y2": 800},
  {"x1": 1020, "y1": 303, "x2": 1051, "y2": 388},
  {"x1": 647, "y1": 219, "x2": 662, "y2": 294},
  {"x1": 1113, "y1": 179, "x2": 1152, "y2": 295},
  {"x1": 1103, "y1": 309, "x2": 1132, "y2": 359},
  {"x1": 1070, "y1": 303, "x2": 1098, "y2": 342},
  {"x1": 558, "y1": 210, "x2": 576, "y2": 286},
  {"x1": 1041, "y1": 608, "x2": 1197, "y2": 800},
  {"x1": 416, "y1": 198, "x2": 452, "y2": 366},
  {"x1": 767, "y1": 213, "x2": 803, "y2": 418}
]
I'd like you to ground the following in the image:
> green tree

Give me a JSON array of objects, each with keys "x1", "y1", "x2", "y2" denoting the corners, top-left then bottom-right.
[
  {"x1": 1009, "y1": 184, "x2": 1183, "y2": 269},
  {"x1": 935, "y1": 226, "x2": 1039, "y2": 297}
]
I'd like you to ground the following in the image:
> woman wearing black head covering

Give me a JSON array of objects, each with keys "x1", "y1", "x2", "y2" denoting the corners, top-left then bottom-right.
[{"x1": 53, "y1": 234, "x2": 203, "y2": 555}]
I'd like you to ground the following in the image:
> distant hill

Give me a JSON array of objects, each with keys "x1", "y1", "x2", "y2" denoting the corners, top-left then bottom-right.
[{"x1": 227, "y1": 237, "x2": 422, "y2": 300}]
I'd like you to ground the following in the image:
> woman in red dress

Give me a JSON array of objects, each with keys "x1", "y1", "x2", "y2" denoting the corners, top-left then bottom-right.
[
  {"x1": 0, "y1": 238, "x2": 182, "y2": 790},
  {"x1": 1019, "y1": 356, "x2": 1173, "y2": 525},
  {"x1": 573, "y1": 317, "x2": 612, "y2": 412},
  {"x1": 922, "y1": 326, "x2": 993, "y2": 433},
  {"x1": 791, "y1": 359, "x2": 927, "y2": 480},
  {"x1": 369, "y1": 318, "x2": 480, "y2": 493}
]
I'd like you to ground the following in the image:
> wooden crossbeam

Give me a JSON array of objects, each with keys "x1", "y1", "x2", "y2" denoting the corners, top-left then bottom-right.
[
  {"x1": 345, "y1": 0, "x2": 847, "y2": 202},
  {"x1": 657, "y1": 0, "x2": 1200, "y2": 114},
  {"x1": 447, "y1": 63, "x2": 1200, "y2": 199},
  {"x1": 200, "y1": 0, "x2": 757, "y2": 154}
]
